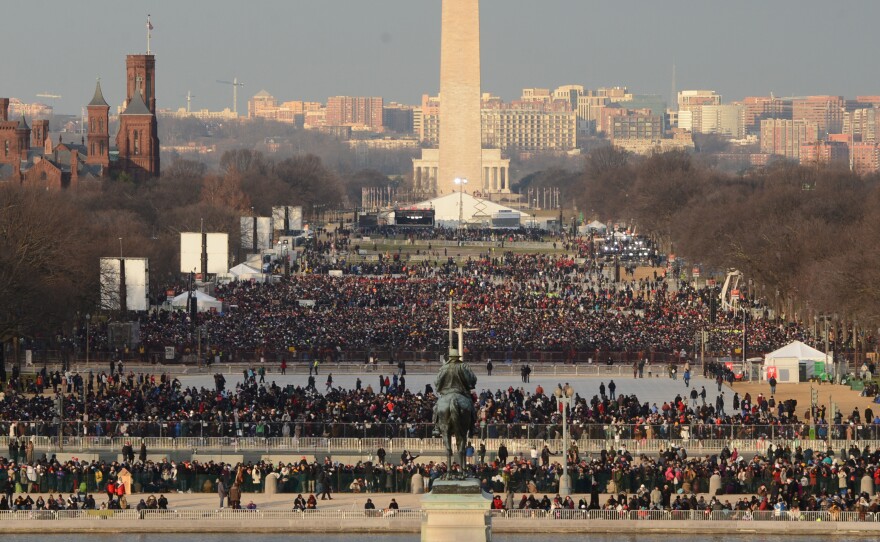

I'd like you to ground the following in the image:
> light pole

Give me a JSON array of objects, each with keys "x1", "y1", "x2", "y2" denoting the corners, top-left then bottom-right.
[
  {"x1": 554, "y1": 385, "x2": 574, "y2": 496},
  {"x1": 742, "y1": 305, "x2": 747, "y2": 364},
  {"x1": 454, "y1": 177, "x2": 468, "y2": 229},
  {"x1": 85, "y1": 313, "x2": 90, "y2": 367}
]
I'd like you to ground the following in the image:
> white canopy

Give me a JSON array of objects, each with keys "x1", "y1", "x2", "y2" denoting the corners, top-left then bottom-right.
[
  {"x1": 228, "y1": 263, "x2": 261, "y2": 277},
  {"x1": 170, "y1": 290, "x2": 223, "y2": 312},
  {"x1": 402, "y1": 192, "x2": 530, "y2": 227},
  {"x1": 585, "y1": 220, "x2": 607, "y2": 231},
  {"x1": 766, "y1": 341, "x2": 827, "y2": 361},
  {"x1": 762, "y1": 340, "x2": 829, "y2": 383}
]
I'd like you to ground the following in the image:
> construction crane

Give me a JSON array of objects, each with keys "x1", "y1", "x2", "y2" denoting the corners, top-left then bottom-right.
[
  {"x1": 216, "y1": 78, "x2": 244, "y2": 116},
  {"x1": 186, "y1": 90, "x2": 196, "y2": 114}
]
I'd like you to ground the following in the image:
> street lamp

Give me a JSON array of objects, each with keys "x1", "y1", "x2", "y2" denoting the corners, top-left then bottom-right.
[
  {"x1": 454, "y1": 177, "x2": 468, "y2": 229},
  {"x1": 85, "y1": 313, "x2": 91, "y2": 367},
  {"x1": 554, "y1": 385, "x2": 575, "y2": 496}
]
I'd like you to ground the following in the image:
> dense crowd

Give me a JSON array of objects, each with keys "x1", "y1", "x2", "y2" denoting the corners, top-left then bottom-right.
[
  {"x1": 2, "y1": 369, "x2": 878, "y2": 442},
  {"x1": 125, "y1": 252, "x2": 815, "y2": 361},
  {"x1": 2, "y1": 434, "x2": 880, "y2": 515}
]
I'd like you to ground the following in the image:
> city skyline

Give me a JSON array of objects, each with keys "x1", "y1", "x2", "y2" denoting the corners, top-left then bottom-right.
[{"x1": 4, "y1": 0, "x2": 880, "y2": 115}]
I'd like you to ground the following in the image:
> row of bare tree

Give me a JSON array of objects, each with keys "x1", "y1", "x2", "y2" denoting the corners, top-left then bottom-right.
[
  {"x1": 2, "y1": 146, "x2": 879, "y2": 350},
  {"x1": 565, "y1": 148, "x2": 880, "y2": 341},
  {"x1": 0, "y1": 150, "x2": 392, "y2": 344}
]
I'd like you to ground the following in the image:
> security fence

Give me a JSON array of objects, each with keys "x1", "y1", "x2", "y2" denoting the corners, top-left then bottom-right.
[
  {"x1": 4, "y1": 421, "x2": 879, "y2": 442},
  {"x1": 0, "y1": 508, "x2": 877, "y2": 523}
]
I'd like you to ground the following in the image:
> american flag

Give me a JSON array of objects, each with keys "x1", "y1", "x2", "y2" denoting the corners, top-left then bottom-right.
[{"x1": 147, "y1": 16, "x2": 153, "y2": 31}]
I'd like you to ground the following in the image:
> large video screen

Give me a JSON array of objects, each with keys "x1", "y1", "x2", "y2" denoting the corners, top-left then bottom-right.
[{"x1": 394, "y1": 209, "x2": 435, "y2": 227}]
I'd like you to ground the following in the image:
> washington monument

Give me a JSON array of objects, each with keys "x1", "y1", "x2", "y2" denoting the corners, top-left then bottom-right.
[
  {"x1": 438, "y1": 0, "x2": 483, "y2": 195},
  {"x1": 413, "y1": 0, "x2": 509, "y2": 196}
]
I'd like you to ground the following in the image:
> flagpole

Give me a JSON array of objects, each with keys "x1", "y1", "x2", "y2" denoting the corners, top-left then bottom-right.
[{"x1": 147, "y1": 14, "x2": 152, "y2": 55}]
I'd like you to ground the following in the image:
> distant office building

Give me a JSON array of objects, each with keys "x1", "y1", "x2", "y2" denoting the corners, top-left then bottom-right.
[
  {"x1": 421, "y1": 95, "x2": 576, "y2": 153},
  {"x1": 843, "y1": 107, "x2": 878, "y2": 142},
  {"x1": 612, "y1": 130, "x2": 694, "y2": 156},
  {"x1": 850, "y1": 141, "x2": 880, "y2": 174},
  {"x1": 383, "y1": 103, "x2": 415, "y2": 134},
  {"x1": 572, "y1": 87, "x2": 632, "y2": 136},
  {"x1": 677, "y1": 90, "x2": 721, "y2": 132},
  {"x1": 740, "y1": 96, "x2": 792, "y2": 134},
  {"x1": 248, "y1": 90, "x2": 277, "y2": 118},
  {"x1": 6, "y1": 98, "x2": 53, "y2": 119},
  {"x1": 521, "y1": 88, "x2": 552, "y2": 104},
  {"x1": 326, "y1": 96, "x2": 384, "y2": 132},
  {"x1": 160, "y1": 107, "x2": 238, "y2": 120},
  {"x1": 553, "y1": 85, "x2": 584, "y2": 111},
  {"x1": 599, "y1": 86, "x2": 632, "y2": 103},
  {"x1": 246, "y1": 91, "x2": 320, "y2": 125},
  {"x1": 482, "y1": 105, "x2": 577, "y2": 152},
  {"x1": 609, "y1": 110, "x2": 664, "y2": 141},
  {"x1": 576, "y1": 94, "x2": 608, "y2": 134},
  {"x1": 760, "y1": 119, "x2": 820, "y2": 160},
  {"x1": 699, "y1": 104, "x2": 745, "y2": 138},
  {"x1": 791, "y1": 96, "x2": 844, "y2": 136},
  {"x1": 799, "y1": 140, "x2": 849, "y2": 167}
]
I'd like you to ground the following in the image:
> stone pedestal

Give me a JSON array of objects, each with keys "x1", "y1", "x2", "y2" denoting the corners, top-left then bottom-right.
[
  {"x1": 861, "y1": 475, "x2": 874, "y2": 496},
  {"x1": 421, "y1": 479, "x2": 492, "y2": 542},
  {"x1": 264, "y1": 472, "x2": 279, "y2": 495},
  {"x1": 411, "y1": 473, "x2": 425, "y2": 494},
  {"x1": 709, "y1": 473, "x2": 721, "y2": 496}
]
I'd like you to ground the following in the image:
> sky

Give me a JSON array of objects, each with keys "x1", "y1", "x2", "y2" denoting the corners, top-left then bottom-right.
[{"x1": 3, "y1": 0, "x2": 879, "y2": 115}]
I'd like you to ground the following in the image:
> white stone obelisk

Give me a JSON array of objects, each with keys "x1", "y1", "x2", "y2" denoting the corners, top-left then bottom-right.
[{"x1": 438, "y1": 0, "x2": 482, "y2": 195}]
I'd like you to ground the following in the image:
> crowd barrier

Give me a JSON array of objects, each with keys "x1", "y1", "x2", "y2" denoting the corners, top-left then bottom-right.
[
  {"x1": 0, "y1": 508, "x2": 876, "y2": 523},
  {"x1": 3, "y1": 420, "x2": 878, "y2": 445},
  {"x1": 4, "y1": 433, "x2": 880, "y2": 460}
]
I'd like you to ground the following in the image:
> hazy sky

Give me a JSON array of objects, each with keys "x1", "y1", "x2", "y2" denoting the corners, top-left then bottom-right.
[{"x1": 4, "y1": 1, "x2": 879, "y2": 115}]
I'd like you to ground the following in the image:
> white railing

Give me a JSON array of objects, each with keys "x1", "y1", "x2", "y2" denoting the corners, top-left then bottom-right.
[
  {"x1": 7, "y1": 434, "x2": 880, "y2": 455},
  {"x1": 491, "y1": 509, "x2": 878, "y2": 522},
  {"x1": 0, "y1": 508, "x2": 875, "y2": 523},
  {"x1": 0, "y1": 509, "x2": 423, "y2": 521}
]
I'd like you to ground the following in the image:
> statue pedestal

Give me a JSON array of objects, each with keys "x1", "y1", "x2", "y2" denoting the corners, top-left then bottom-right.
[{"x1": 421, "y1": 479, "x2": 492, "y2": 542}]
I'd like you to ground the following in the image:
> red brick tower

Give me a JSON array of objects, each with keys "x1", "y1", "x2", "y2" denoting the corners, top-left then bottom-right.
[
  {"x1": 31, "y1": 119, "x2": 49, "y2": 149},
  {"x1": 116, "y1": 89, "x2": 158, "y2": 178},
  {"x1": 86, "y1": 79, "x2": 111, "y2": 168},
  {"x1": 15, "y1": 116, "x2": 31, "y2": 160},
  {"x1": 116, "y1": 54, "x2": 160, "y2": 177},
  {"x1": 125, "y1": 54, "x2": 156, "y2": 114}
]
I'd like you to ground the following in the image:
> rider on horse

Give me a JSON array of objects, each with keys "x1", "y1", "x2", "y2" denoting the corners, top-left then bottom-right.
[{"x1": 433, "y1": 351, "x2": 477, "y2": 437}]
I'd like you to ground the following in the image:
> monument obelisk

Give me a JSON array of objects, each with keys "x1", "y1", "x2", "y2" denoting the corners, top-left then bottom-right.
[{"x1": 438, "y1": 0, "x2": 482, "y2": 195}]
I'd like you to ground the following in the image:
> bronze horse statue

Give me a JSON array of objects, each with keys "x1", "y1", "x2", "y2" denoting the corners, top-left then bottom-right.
[{"x1": 432, "y1": 350, "x2": 477, "y2": 479}]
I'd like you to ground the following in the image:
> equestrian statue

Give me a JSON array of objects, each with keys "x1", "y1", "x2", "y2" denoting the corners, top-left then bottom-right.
[{"x1": 432, "y1": 304, "x2": 478, "y2": 480}]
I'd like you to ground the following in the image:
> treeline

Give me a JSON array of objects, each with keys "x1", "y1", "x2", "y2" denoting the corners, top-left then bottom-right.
[
  {"x1": 564, "y1": 148, "x2": 880, "y2": 337},
  {"x1": 2, "y1": 146, "x2": 879, "y2": 346},
  {"x1": 0, "y1": 150, "x2": 394, "y2": 342}
]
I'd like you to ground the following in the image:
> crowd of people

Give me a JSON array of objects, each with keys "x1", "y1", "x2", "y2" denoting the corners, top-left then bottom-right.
[
  {"x1": 2, "y1": 364, "x2": 879, "y2": 444},
  {"x1": 0, "y1": 372, "x2": 878, "y2": 515},
  {"x1": 122, "y1": 251, "x2": 818, "y2": 364}
]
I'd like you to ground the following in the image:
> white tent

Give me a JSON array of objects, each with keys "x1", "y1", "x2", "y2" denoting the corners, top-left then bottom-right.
[
  {"x1": 170, "y1": 290, "x2": 223, "y2": 312},
  {"x1": 762, "y1": 340, "x2": 829, "y2": 383},
  {"x1": 228, "y1": 263, "x2": 260, "y2": 277},
  {"x1": 399, "y1": 192, "x2": 530, "y2": 228}
]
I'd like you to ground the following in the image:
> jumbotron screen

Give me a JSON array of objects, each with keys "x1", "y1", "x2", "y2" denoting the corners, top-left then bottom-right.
[{"x1": 394, "y1": 209, "x2": 435, "y2": 227}]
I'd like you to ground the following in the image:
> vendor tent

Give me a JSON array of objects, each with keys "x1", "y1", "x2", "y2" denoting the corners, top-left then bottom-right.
[
  {"x1": 228, "y1": 263, "x2": 260, "y2": 277},
  {"x1": 170, "y1": 290, "x2": 223, "y2": 312},
  {"x1": 762, "y1": 341, "x2": 829, "y2": 383}
]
